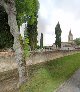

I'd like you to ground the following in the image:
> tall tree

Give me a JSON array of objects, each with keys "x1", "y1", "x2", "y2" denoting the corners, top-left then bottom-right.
[
  {"x1": 55, "y1": 22, "x2": 62, "y2": 48},
  {"x1": 40, "y1": 33, "x2": 43, "y2": 48},
  {"x1": 26, "y1": 0, "x2": 39, "y2": 50},
  {"x1": 0, "y1": 0, "x2": 26, "y2": 86},
  {"x1": 27, "y1": 18, "x2": 38, "y2": 50}
]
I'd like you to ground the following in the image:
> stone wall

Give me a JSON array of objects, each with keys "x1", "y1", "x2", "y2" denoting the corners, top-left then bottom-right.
[
  {"x1": 26, "y1": 50, "x2": 80, "y2": 65},
  {"x1": 0, "y1": 50, "x2": 80, "y2": 72}
]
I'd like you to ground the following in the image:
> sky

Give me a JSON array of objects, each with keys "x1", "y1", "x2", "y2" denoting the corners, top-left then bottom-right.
[
  {"x1": 37, "y1": 0, "x2": 80, "y2": 46},
  {"x1": 20, "y1": 0, "x2": 80, "y2": 46}
]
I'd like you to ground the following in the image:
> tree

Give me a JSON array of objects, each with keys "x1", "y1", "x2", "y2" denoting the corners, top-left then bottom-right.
[
  {"x1": 0, "y1": 6, "x2": 14, "y2": 49},
  {"x1": 40, "y1": 33, "x2": 43, "y2": 48},
  {"x1": 0, "y1": 0, "x2": 39, "y2": 87},
  {"x1": 16, "y1": 0, "x2": 39, "y2": 28},
  {"x1": 25, "y1": 0, "x2": 39, "y2": 50},
  {"x1": 55, "y1": 22, "x2": 62, "y2": 48},
  {"x1": 0, "y1": 0, "x2": 26, "y2": 86},
  {"x1": 0, "y1": 0, "x2": 36, "y2": 49},
  {"x1": 27, "y1": 19, "x2": 38, "y2": 50},
  {"x1": 74, "y1": 38, "x2": 80, "y2": 45},
  {"x1": 0, "y1": 0, "x2": 39, "y2": 50}
]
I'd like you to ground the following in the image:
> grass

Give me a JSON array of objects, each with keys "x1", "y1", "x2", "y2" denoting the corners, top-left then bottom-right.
[{"x1": 20, "y1": 53, "x2": 80, "y2": 92}]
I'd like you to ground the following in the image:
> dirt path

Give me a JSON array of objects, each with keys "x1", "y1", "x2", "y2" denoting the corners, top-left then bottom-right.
[{"x1": 0, "y1": 77, "x2": 18, "y2": 92}]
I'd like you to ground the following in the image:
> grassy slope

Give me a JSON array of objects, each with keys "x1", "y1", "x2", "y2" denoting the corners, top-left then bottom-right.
[{"x1": 20, "y1": 53, "x2": 80, "y2": 92}]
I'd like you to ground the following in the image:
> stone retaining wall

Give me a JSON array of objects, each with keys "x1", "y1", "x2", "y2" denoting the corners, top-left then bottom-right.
[
  {"x1": 0, "y1": 50, "x2": 80, "y2": 72},
  {"x1": 26, "y1": 50, "x2": 80, "y2": 65}
]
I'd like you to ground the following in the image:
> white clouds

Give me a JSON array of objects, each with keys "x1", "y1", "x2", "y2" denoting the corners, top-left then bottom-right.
[
  {"x1": 39, "y1": 6, "x2": 48, "y2": 19},
  {"x1": 38, "y1": 0, "x2": 80, "y2": 46},
  {"x1": 54, "y1": 0, "x2": 80, "y2": 18},
  {"x1": 44, "y1": 33, "x2": 54, "y2": 46},
  {"x1": 37, "y1": 14, "x2": 48, "y2": 45}
]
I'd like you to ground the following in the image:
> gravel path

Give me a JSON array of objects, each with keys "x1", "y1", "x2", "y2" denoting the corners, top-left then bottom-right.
[{"x1": 55, "y1": 69, "x2": 80, "y2": 92}]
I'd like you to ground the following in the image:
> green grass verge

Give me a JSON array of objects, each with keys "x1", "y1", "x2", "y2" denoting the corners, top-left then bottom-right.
[{"x1": 20, "y1": 53, "x2": 80, "y2": 92}]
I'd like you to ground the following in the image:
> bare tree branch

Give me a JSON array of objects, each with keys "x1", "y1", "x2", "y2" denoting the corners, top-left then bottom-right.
[{"x1": 0, "y1": 0, "x2": 8, "y2": 14}]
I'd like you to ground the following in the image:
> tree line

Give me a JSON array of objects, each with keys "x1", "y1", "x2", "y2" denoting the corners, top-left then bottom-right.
[{"x1": 0, "y1": 0, "x2": 39, "y2": 51}]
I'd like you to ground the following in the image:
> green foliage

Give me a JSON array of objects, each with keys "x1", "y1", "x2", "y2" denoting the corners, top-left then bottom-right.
[
  {"x1": 20, "y1": 53, "x2": 80, "y2": 92},
  {"x1": 74, "y1": 38, "x2": 80, "y2": 45},
  {"x1": 15, "y1": 0, "x2": 39, "y2": 27},
  {"x1": 25, "y1": 0, "x2": 39, "y2": 50},
  {"x1": 27, "y1": 19, "x2": 38, "y2": 50},
  {"x1": 19, "y1": 34, "x2": 24, "y2": 47},
  {"x1": 15, "y1": 0, "x2": 39, "y2": 51},
  {"x1": 0, "y1": 0, "x2": 39, "y2": 51},
  {"x1": 55, "y1": 22, "x2": 62, "y2": 48},
  {"x1": 19, "y1": 34, "x2": 30, "y2": 57},
  {"x1": 24, "y1": 38, "x2": 30, "y2": 57}
]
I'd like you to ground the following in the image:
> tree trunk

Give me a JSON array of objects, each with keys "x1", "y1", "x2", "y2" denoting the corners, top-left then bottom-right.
[{"x1": 0, "y1": 0, "x2": 27, "y2": 86}]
